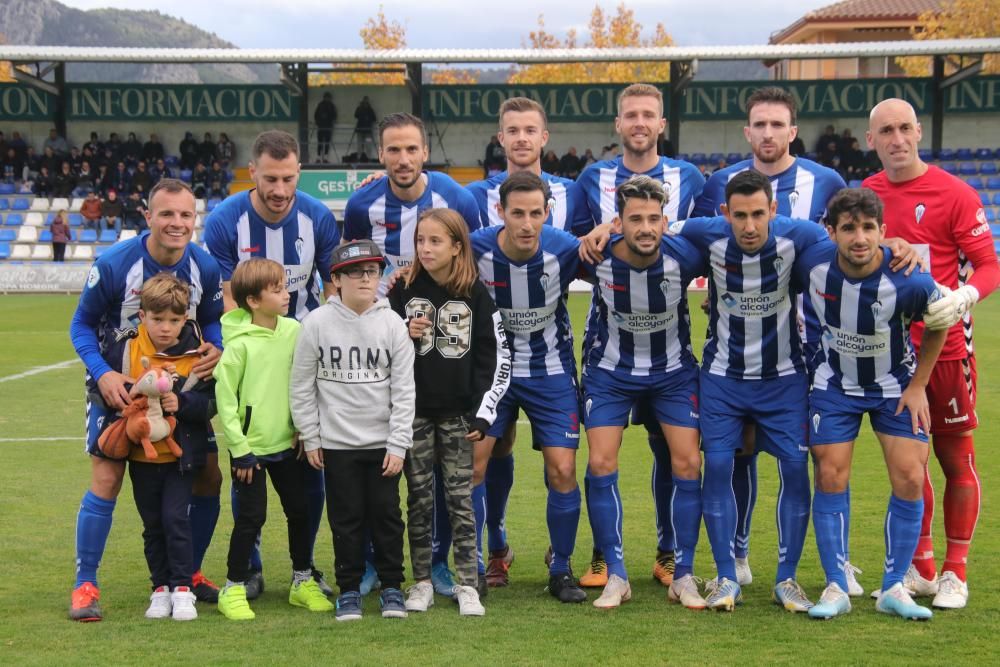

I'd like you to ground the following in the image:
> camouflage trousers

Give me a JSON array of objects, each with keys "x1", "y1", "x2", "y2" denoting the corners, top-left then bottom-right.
[{"x1": 404, "y1": 415, "x2": 476, "y2": 586}]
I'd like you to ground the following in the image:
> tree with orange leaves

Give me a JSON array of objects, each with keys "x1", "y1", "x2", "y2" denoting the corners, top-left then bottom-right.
[
  {"x1": 896, "y1": 0, "x2": 1000, "y2": 76},
  {"x1": 509, "y1": 3, "x2": 674, "y2": 84},
  {"x1": 310, "y1": 6, "x2": 407, "y2": 86}
]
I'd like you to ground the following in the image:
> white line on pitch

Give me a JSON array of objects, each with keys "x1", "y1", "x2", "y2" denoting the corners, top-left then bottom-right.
[
  {"x1": 0, "y1": 358, "x2": 80, "y2": 383},
  {"x1": 0, "y1": 436, "x2": 80, "y2": 442}
]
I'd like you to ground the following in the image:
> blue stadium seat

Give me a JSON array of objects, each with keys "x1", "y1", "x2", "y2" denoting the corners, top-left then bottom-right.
[
  {"x1": 165, "y1": 155, "x2": 180, "y2": 168},
  {"x1": 0, "y1": 198, "x2": 8, "y2": 210},
  {"x1": 988, "y1": 178, "x2": 1000, "y2": 191},
  {"x1": 995, "y1": 239, "x2": 1000, "y2": 254},
  {"x1": 69, "y1": 213, "x2": 83, "y2": 227},
  {"x1": 991, "y1": 223, "x2": 1000, "y2": 236},
  {"x1": 99, "y1": 230, "x2": 118, "y2": 243},
  {"x1": 726, "y1": 153, "x2": 743, "y2": 164},
  {"x1": 959, "y1": 162, "x2": 978, "y2": 176},
  {"x1": 976, "y1": 148, "x2": 994, "y2": 160},
  {"x1": 939, "y1": 148, "x2": 956, "y2": 160},
  {"x1": 956, "y1": 148, "x2": 974, "y2": 160},
  {"x1": 0, "y1": 184, "x2": 14, "y2": 195},
  {"x1": 676, "y1": 153, "x2": 689, "y2": 162},
  {"x1": 39, "y1": 230, "x2": 52, "y2": 243},
  {"x1": 708, "y1": 152, "x2": 725, "y2": 164},
  {"x1": 11, "y1": 198, "x2": 30, "y2": 210},
  {"x1": 79, "y1": 229, "x2": 98, "y2": 243},
  {"x1": 940, "y1": 162, "x2": 958, "y2": 175},
  {"x1": 690, "y1": 153, "x2": 707, "y2": 165},
  {"x1": 967, "y1": 177, "x2": 984, "y2": 190},
  {"x1": 179, "y1": 169, "x2": 193, "y2": 183},
  {"x1": 993, "y1": 193, "x2": 1000, "y2": 206},
  {"x1": 981, "y1": 162, "x2": 998, "y2": 175},
  {"x1": 981, "y1": 193, "x2": 991, "y2": 206},
  {"x1": 918, "y1": 148, "x2": 933, "y2": 161},
  {"x1": 46, "y1": 212, "x2": 57, "y2": 224},
  {"x1": 206, "y1": 198, "x2": 222, "y2": 212},
  {"x1": 5, "y1": 213, "x2": 23, "y2": 226},
  {"x1": 0, "y1": 242, "x2": 9, "y2": 259},
  {"x1": 848, "y1": 179, "x2": 862, "y2": 188},
  {"x1": 0, "y1": 229, "x2": 15, "y2": 242}
]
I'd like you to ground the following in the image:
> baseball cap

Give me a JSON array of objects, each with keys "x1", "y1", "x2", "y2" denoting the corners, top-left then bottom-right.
[{"x1": 331, "y1": 239, "x2": 385, "y2": 274}]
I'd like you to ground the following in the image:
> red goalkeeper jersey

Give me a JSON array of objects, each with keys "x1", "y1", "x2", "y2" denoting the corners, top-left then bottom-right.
[{"x1": 865, "y1": 165, "x2": 997, "y2": 360}]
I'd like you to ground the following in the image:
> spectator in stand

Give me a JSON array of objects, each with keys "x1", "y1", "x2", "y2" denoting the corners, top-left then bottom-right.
[
  {"x1": 656, "y1": 133, "x2": 676, "y2": 158},
  {"x1": 191, "y1": 162, "x2": 209, "y2": 199},
  {"x1": 78, "y1": 146, "x2": 94, "y2": 171},
  {"x1": 123, "y1": 190, "x2": 147, "y2": 232},
  {"x1": 711, "y1": 157, "x2": 728, "y2": 173},
  {"x1": 68, "y1": 147, "x2": 83, "y2": 172},
  {"x1": 33, "y1": 165, "x2": 55, "y2": 197},
  {"x1": 54, "y1": 161, "x2": 78, "y2": 198},
  {"x1": 122, "y1": 132, "x2": 142, "y2": 166},
  {"x1": 83, "y1": 132, "x2": 103, "y2": 157},
  {"x1": 818, "y1": 135, "x2": 840, "y2": 170},
  {"x1": 95, "y1": 146, "x2": 114, "y2": 170},
  {"x1": 354, "y1": 96, "x2": 377, "y2": 153},
  {"x1": 22, "y1": 147, "x2": 39, "y2": 181},
  {"x1": 600, "y1": 143, "x2": 620, "y2": 161},
  {"x1": 698, "y1": 163, "x2": 710, "y2": 180},
  {"x1": 208, "y1": 161, "x2": 229, "y2": 196},
  {"x1": 44, "y1": 128, "x2": 69, "y2": 156},
  {"x1": 80, "y1": 191, "x2": 102, "y2": 231},
  {"x1": 132, "y1": 160, "x2": 152, "y2": 194},
  {"x1": 75, "y1": 161, "x2": 96, "y2": 197},
  {"x1": 0, "y1": 131, "x2": 7, "y2": 159},
  {"x1": 208, "y1": 178, "x2": 226, "y2": 200},
  {"x1": 8, "y1": 131, "x2": 27, "y2": 160},
  {"x1": 216, "y1": 132, "x2": 235, "y2": 169},
  {"x1": 198, "y1": 133, "x2": 216, "y2": 167},
  {"x1": 143, "y1": 133, "x2": 165, "y2": 163},
  {"x1": 582, "y1": 148, "x2": 597, "y2": 167},
  {"x1": 180, "y1": 132, "x2": 199, "y2": 170},
  {"x1": 483, "y1": 135, "x2": 505, "y2": 178},
  {"x1": 2, "y1": 147, "x2": 22, "y2": 184},
  {"x1": 51, "y1": 210, "x2": 71, "y2": 262},
  {"x1": 95, "y1": 164, "x2": 113, "y2": 196},
  {"x1": 815, "y1": 124, "x2": 838, "y2": 156},
  {"x1": 101, "y1": 189, "x2": 124, "y2": 236},
  {"x1": 41, "y1": 146, "x2": 61, "y2": 175},
  {"x1": 150, "y1": 158, "x2": 173, "y2": 184},
  {"x1": 789, "y1": 134, "x2": 806, "y2": 157},
  {"x1": 107, "y1": 133, "x2": 122, "y2": 161},
  {"x1": 110, "y1": 161, "x2": 131, "y2": 195},
  {"x1": 840, "y1": 138, "x2": 867, "y2": 180},
  {"x1": 558, "y1": 146, "x2": 582, "y2": 180},
  {"x1": 314, "y1": 92, "x2": 338, "y2": 163},
  {"x1": 541, "y1": 149, "x2": 560, "y2": 174}
]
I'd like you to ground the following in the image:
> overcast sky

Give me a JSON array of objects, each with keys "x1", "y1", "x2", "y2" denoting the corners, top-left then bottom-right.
[{"x1": 59, "y1": 0, "x2": 834, "y2": 49}]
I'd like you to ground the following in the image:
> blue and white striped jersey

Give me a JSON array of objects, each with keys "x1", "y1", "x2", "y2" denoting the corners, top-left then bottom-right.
[
  {"x1": 344, "y1": 171, "x2": 481, "y2": 295},
  {"x1": 70, "y1": 234, "x2": 223, "y2": 382},
  {"x1": 575, "y1": 156, "x2": 704, "y2": 232},
  {"x1": 471, "y1": 225, "x2": 580, "y2": 379},
  {"x1": 794, "y1": 244, "x2": 939, "y2": 397},
  {"x1": 466, "y1": 170, "x2": 586, "y2": 233},
  {"x1": 673, "y1": 215, "x2": 828, "y2": 381},
  {"x1": 203, "y1": 189, "x2": 340, "y2": 321},
  {"x1": 692, "y1": 157, "x2": 846, "y2": 223},
  {"x1": 581, "y1": 235, "x2": 705, "y2": 376}
]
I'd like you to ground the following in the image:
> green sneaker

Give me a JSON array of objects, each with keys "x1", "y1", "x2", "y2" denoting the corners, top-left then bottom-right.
[
  {"x1": 218, "y1": 584, "x2": 255, "y2": 621},
  {"x1": 289, "y1": 578, "x2": 335, "y2": 612}
]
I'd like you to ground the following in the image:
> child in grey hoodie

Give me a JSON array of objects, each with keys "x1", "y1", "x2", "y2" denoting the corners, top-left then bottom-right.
[{"x1": 290, "y1": 239, "x2": 415, "y2": 622}]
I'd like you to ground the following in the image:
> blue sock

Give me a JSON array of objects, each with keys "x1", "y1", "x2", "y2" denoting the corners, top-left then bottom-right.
[
  {"x1": 670, "y1": 476, "x2": 701, "y2": 579},
  {"x1": 75, "y1": 491, "x2": 115, "y2": 587},
  {"x1": 586, "y1": 470, "x2": 626, "y2": 580},
  {"x1": 775, "y1": 458, "x2": 810, "y2": 582},
  {"x1": 472, "y1": 482, "x2": 487, "y2": 574},
  {"x1": 649, "y1": 431, "x2": 675, "y2": 553},
  {"x1": 189, "y1": 494, "x2": 220, "y2": 572},
  {"x1": 232, "y1": 484, "x2": 263, "y2": 572},
  {"x1": 882, "y1": 495, "x2": 923, "y2": 591},
  {"x1": 583, "y1": 473, "x2": 599, "y2": 552},
  {"x1": 547, "y1": 487, "x2": 581, "y2": 575},
  {"x1": 733, "y1": 453, "x2": 758, "y2": 559},
  {"x1": 431, "y1": 467, "x2": 452, "y2": 566},
  {"x1": 703, "y1": 450, "x2": 737, "y2": 582},
  {"x1": 844, "y1": 483, "x2": 852, "y2": 563},
  {"x1": 812, "y1": 489, "x2": 850, "y2": 591},
  {"x1": 485, "y1": 454, "x2": 514, "y2": 552},
  {"x1": 305, "y1": 466, "x2": 325, "y2": 564}
]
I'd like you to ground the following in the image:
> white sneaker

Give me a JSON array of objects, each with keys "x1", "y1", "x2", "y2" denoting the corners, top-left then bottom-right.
[
  {"x1": 808, "y1": 582, "x2": 852, "y2": 620},
  {"x1": 404, "y1": 581, "x2": 435, "y2": 612},
  {"x1": 871, "y1": 564, "x2": 939, "y2": 599},
  {"x1": 735, "y1": 557, "x2": 753, "y2": 586},
  {"x1": 932, "y1": 571, "x2": 968, "y2": 609},
  {"x1": 593, "y1": 574, "x2": 632, "y2": 609},
  {"x1": 454, "y1": 585, "x2": 485, "y2": 616},
  {"x1": 844, "y1": 562, "x2": 865, "y2": 597},
  {"x1": 170, "y1": 586, "x2": 197, "y2": 621},
  {"x1": 145, "y1": 585, "x2": 172, "y2": 619},
  {"x1": 667, "y1": 574, "x2": 706, "y2": 610},
  {"x1": 876, "y1": 582, "x2": 933, "y2": 620}
]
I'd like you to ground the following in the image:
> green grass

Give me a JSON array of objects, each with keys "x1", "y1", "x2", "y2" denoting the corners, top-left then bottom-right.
[{"x1": 1, "y1": 294, "x2": 997, "y2": 666}]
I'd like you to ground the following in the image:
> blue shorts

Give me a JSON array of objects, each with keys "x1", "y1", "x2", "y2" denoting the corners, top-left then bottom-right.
[
  {"x1": 700, "y1": 371, "x2": 809, "y2": 462},
  {"x1": 487, "y1": 374, "x2": 581, "y2": 449},
  {"x1": 85, "y1": 390, "x2": 219, "y2": 458},
  {"x1": 808, "y1": 387, "x2": 928, "y2": 445},
  {"x1": 584, "y1": 365, "x2": 699, "y2": 430}
]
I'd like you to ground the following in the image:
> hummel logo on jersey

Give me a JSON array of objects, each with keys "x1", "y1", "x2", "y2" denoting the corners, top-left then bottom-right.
[
  {"x1": 915, "y1": 203, "x2": 926, "y2": 224},
  {"x1": 241, "y1": 246, "x2": 260, "y2": 253},
  {"x1": 603, "y1": 280, "x2": 625, "y2": 292},
  {"x1": 814, "y1": 288, "x2": 837, "y2": 301},
  {"x1": 812, "y1": 412, "x2": 822, "y2": 433},
  {"x1": 484, "y1": 280, "x2": 508, "y2": 288},
  {"x1": 373, "y1": 219, "x2": 398, "y2": 229}
]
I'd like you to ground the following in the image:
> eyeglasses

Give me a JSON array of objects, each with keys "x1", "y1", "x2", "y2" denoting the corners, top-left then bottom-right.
[{"x1": 340, "y1": 267, "x2": 381, "y2": 279}]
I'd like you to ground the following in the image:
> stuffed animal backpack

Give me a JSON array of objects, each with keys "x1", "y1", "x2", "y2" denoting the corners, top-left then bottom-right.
[{"x1": 97, "y1": 357, "x2": 183, "y2": 460}]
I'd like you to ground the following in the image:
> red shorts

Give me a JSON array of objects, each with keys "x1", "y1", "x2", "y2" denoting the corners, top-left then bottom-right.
[{"x1": 926, "y1": 356, "x2": 979, "y2": 434}]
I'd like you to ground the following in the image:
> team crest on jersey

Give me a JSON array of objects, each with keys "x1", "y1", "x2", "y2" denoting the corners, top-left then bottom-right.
[
  {"x1": 295, "y1": 236, "x2": 304, "y2": 258},
  {"x1": 871, "y1": 299, "x2": 883, "y2": 318},
  {"x1": 668, "y1": 221, "x2": 685, "y2": 235},
  {"x1": 812, "y1": 412, "x2": 821, "y2": 433},
  {"x1": 540, "y1": 272, "x2": 550, "y2": 291},
  {"x1": 915, "y1": 203, "x2": 926, "y2": 224},
  {"x1": 789, "y1": 190, "x2": 800, "y2": 210},
  {"x1": 585, "y1": 398, "x2": 593, "y2": 418},
  {"x1": 87, "y1": 266, "x2": 100, "y2": 288},
  {"x1": 772, "y1": 255, "x2": 785, "y2": 275},
  {"x1": 659, "y1": 277, "x2": 671, "y2": 295}
]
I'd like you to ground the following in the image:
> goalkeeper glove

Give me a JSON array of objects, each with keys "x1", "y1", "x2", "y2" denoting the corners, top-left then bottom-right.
[{"x1": 924, "y1": 284, "x2": 979, "y2": 330}]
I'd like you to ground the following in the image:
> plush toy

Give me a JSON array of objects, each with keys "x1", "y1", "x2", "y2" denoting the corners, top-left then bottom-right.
[{"x1": 97, "y1": 358, "x2": 183, "y2": 460}]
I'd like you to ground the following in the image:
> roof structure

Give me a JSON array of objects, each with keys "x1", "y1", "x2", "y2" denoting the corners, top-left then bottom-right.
[{"x1": 771, "y1": 0, "x2": 943, "y2": 44}]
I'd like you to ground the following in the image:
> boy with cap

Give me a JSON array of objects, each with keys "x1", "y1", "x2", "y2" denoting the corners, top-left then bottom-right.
[{"x1": 291, "y1": 240, "x2": 416, "y2": 621}]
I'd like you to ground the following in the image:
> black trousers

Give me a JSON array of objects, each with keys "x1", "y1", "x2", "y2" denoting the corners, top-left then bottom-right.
[
  {"x1": 227, "y1": 455, "x2": 311, "y2": 583},
  {"x1": 317, "y1": 127, "x2": 332, "y2": 155},
  {"x1": 129, "y1": 461, "x2": 194, "y2": 589},
  {"x1": 323, "y1": 448, "x2": 404, "y2": 592}
]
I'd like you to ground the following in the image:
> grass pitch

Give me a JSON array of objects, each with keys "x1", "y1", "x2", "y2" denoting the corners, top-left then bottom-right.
[{"x1": 0, "y1": 293, "x2": 997, "y2": 666}]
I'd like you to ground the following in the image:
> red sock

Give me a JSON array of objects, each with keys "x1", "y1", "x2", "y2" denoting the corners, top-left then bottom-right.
[
  {"x1": 911, "y1": 466, "x2": 937, "y2": 580},
  {"x1": 934, "y1": 434, "x2": 980, "y2": 582}
]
